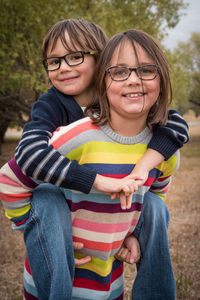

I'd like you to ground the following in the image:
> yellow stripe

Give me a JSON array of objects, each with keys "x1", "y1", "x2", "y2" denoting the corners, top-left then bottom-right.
[
  {"x1": 75, "y1": 252, "x2": 115, "y2": 276},
  {"x1": 158, "y1": 153, "x2": 179, "y2": 177},
  {"x1": 5, "y1": 204, "x2": 31, "y2": 219},
  {"x1": 67, "y1": 142, "x2": 147, "y2": 164}
]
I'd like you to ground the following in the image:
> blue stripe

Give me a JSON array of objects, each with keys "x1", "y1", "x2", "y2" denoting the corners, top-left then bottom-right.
[
  {"x1": 82, "y1": 163, "x2": 163, "y2": 178},
  {"x1": 63, "y1": 189, "x2": 145, "y2": 205},
  {"x1": 75, "y1": 259, "x2": 122, "y2": 283},
  {"x1": 72, "y1": 272, "x2": 124, "y2": 299},
  {"x1": 10, "y1": 211, "x2": 30, "y2": 224},
  {"x1": 24, "y1": 270, "x2": 38, "y2": 297},
  {"x1": 82, "y1": 163, "x2": 134, "y2": 174}
]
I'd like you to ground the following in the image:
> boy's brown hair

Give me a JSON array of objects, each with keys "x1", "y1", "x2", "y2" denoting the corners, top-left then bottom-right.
[
  {"x1": 42, "y1": 18, "x2": 108, "y2": 63},
  {"x1": 86, "y1": 29, "x2": 172, "y2": 127}
]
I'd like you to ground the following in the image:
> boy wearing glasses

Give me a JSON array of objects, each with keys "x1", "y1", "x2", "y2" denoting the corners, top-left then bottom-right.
[{"x1": 1, "y1": 19, "x2": 189, "y2": 299}]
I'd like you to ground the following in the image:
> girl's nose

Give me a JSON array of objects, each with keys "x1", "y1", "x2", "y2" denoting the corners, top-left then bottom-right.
[{"x1": 127, "y1": 70, "x2": 141, "y2": 84}]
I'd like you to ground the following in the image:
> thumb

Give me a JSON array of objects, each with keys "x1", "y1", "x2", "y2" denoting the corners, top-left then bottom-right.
[{"x1": 73, "y1": 242, "x2": 84, "y2": 250}]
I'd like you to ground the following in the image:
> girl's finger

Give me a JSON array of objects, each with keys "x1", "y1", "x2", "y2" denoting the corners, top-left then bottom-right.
[{"x1": 75, "y1": 256, "x2": 91, "y2": 266}]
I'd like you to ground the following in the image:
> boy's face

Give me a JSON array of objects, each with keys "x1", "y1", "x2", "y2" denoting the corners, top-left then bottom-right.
[{"x1": 47, "y1": 33, "x2": 96, "y2": 106}]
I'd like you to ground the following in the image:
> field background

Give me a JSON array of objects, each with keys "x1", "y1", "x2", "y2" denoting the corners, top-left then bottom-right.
[{"x1": 0, "y1": 112, "x2": 200, "y2": 300}]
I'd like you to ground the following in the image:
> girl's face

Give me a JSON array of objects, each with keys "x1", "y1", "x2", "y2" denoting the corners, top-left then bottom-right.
[
  {"x1": 47, "y1": 32, "x2": 96, "y2": 106},
  {"x1": 105, "y1": 40, "x2": 160, "y2": 128}
]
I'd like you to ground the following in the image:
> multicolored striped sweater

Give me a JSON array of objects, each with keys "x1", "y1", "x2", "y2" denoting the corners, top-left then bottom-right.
[
  {"x1": 0, "y1": 117, "x2": 179, "y2": 299},
  {"x1": 14, "y1": 87, "x2": 188, "y2": 194}
]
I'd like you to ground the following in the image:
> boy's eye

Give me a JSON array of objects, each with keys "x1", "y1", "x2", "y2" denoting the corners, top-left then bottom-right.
[
  {"x1": 48, "y1": 58, "x2": 60, "y2": 66},
  {"x1": 68, "y1": 53, "x2": 83, "y2": 61}
]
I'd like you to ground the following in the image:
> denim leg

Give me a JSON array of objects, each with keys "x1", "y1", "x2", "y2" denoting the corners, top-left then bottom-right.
[
  {"x1": 132, "y1": 191, "x2": 176, "y2": 300},
  {"x1": 24, "y1": 183, "x2": 74, "y2": 300}
]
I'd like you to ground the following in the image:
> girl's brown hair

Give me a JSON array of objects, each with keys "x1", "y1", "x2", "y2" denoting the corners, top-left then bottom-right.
[
  {"x1": 86, "y1": 29, "x2": 172, "y2": 126},
  {"x1": 42, "y1": 18, "x2": 108, "y2": 63}
]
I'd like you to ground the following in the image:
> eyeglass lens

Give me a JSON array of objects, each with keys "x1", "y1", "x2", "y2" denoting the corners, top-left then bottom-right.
[
  {"x1": 44, "y1": 52, "x2": 84, "y2": 71},
  {"x1": 108, "y1": 65, "x2": 158, "y2": 81}
]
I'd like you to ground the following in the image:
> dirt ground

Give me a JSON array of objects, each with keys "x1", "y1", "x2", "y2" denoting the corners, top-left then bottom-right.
[{"x1": 0, "y1": 121, "x2": 200, "y2": 300}]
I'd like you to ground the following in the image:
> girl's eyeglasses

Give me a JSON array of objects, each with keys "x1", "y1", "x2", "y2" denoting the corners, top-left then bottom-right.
[
  {"x1": 106, "y1": 64, "x2": 159, "y2": 81},
  {"x1": 43, "y1": 51, "x2": 94, "y2": 71}
]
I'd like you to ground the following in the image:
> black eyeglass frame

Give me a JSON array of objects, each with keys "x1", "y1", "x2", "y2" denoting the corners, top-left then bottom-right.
[
  {"x1": 106, "y1": 64, "x2": 159, "y2": 81},
  {"x1": 43, "y1": 51, "x2": 94, "y2": 71}
]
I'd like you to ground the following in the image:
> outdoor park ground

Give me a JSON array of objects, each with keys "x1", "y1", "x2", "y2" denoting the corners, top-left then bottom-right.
[{"x1": 0, "y1": 112, "x2": 200, "y2": 300}]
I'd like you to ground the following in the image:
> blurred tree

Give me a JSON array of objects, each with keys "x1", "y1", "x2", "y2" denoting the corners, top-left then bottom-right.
[
  {"x1": 169, "y1": 32, "x2": 200, "y2": 116},
  {"x1": 0, "y1": 0, "x2": 186, "y2": 150},
  {"x1": 167, "y1": 48, "x2": 192, "y2": 115},
  {"x1": 188, "y1": 33, "x2": 200, "y2": 116}
]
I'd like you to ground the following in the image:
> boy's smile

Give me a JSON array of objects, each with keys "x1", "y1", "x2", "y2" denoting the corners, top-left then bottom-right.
[{"x1": 47, "y1": 33, "x2": 96, "y2": 106}]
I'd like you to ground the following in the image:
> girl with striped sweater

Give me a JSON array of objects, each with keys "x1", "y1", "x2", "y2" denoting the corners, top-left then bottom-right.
[{"x1": 1, "y1": 28, "x2": 181, "y2": 299}]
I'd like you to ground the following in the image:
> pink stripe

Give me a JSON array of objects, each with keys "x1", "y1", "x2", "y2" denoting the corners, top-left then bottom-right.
[
  {"x1": 0, "y1": 192, "x2": 31, "y2": 202},
  {"x1": 0, "y1": 172, "x2": 23, "y2": 187},
  {"x1": 72, "y1": 218, "x2": 138, "y2": 233}
]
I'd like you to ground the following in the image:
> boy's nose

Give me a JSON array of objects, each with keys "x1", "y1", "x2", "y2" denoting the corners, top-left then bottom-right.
[{"x1": 59, "y1": 58, "x2": 72, "y2": 71}]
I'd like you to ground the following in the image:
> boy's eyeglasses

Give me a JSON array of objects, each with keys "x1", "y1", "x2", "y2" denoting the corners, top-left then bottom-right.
[
  {"x1": 106, "y1": 64, "x2": 159, "y2": 81},
  {"x1": 43, "y1": 51, "x2": 94, "y2": 71}
]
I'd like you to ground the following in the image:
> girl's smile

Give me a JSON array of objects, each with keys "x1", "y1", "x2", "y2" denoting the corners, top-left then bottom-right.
[
  {"x1": 105, "y1": 41, "x2": 160, "y2": 135},
  {"x1": 122, "y1": 91, "x2": 145, "y2": 101}
]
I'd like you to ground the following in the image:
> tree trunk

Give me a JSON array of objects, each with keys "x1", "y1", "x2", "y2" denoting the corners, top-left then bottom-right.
[{"x1": 0, "y1": 121, "x2": 10, "y2": 156}]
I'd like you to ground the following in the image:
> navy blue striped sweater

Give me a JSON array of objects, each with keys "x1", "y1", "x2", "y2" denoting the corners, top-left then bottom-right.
[{"x1": 15, "y1": 86, "x2": 189, "y2": 193}]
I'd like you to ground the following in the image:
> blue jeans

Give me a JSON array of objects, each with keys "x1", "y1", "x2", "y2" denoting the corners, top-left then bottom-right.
[
  {"x1": 132, "y1": 192, "x2": 176, "y2": 300},
  {"x1": 24, "y1": 184, "x2": 175, "y2": 300},
  {"x1": 24, "y1": 184, "x2": 74, "y2": 300}
]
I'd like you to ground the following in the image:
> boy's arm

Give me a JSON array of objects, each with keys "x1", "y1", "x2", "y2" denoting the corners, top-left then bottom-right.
[
  {"x1": 15, "y1": 88, "x2": 96, "y2": 194},
  {"x1": 129, "y1": 110, "x2": 188, "y2": 182},
  {"x1": 148, "y1": 109, "x2": 189, "y2": 160}
]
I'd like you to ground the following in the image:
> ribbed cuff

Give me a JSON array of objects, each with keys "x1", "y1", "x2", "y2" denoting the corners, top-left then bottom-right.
[
  {"x1": 148, "y1": 127, "x2": 182, "y2": 160},
  {"x1": 61, "y1": 162, "x2": 97, "y2": 194}
]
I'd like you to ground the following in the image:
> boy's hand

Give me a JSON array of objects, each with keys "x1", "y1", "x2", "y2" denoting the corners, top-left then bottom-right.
[
  {"x1": 110, "y1": 172, "x2": 147, "y2": 203},
  {"x1": 93, "y1": 175, "x2": 138, "y2": 210},
  {"x1": 73, "y1": 242, "x2": 91, "y2": 266},
  {"x1": 115, "y1": 235, "x2": 140, "y2": 264}
]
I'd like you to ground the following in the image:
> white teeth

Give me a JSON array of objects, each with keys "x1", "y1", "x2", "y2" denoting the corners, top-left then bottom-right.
[{"x1": 126, "y1": 93, "x2": 143, "y2": 97}]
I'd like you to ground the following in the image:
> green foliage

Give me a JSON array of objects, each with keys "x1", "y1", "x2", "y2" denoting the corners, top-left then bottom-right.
[
  {"x1": 169, "y1": 32, "x2": 200, "y2": 116},
  {"x1": 0, "y1": 0, "x2": 186, "y2": 142},
  {"x1": 167, "y1": 49, "x2": 192, "y2": 114},
  {"x1": 188, "y1": 33, "x2": 200, "y2": 116}
]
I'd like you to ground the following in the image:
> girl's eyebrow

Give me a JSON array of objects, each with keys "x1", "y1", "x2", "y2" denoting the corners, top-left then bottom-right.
[
  {"x1": 112, "y1": 61, "x2": 154, "y2": 67},
  {"x1": 46, "y1": 51, "x2": 71, "y2": 58}
]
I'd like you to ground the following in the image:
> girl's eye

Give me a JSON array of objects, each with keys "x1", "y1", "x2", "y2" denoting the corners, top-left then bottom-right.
[
  {"x1": 113, "y1": 68, "x2": 127, "y2": 76},
  {"x1": 140, "y1": 66, "x2": 154, "y2": 74}
]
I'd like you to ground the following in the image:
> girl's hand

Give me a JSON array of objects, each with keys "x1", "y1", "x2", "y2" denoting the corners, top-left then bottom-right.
[
  {"x1": 73, "y1": 242, "x2": 91, "y2": 266},
  {"x1": 115, "y1": 235, "x2": 140, "y2": 264}
]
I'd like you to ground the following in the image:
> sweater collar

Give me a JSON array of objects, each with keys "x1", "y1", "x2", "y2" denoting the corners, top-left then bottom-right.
[{"x1": 100, "y1": 124, "x2": 151, "y2": 145}]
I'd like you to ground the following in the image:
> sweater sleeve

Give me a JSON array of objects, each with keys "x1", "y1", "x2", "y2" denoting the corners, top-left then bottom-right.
[
  {"x1": 0, "y1": 158, "x2": 37, "y2": 226},
  {"x1": 14, "y1": 88, "x2": 96, "y2": 194},
  {"x1": 148, "y1": 110, "x2": 189, "y2": 160},
  {"x1": 149, "y1": 150, "x2": 180, "y2": 200}
]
